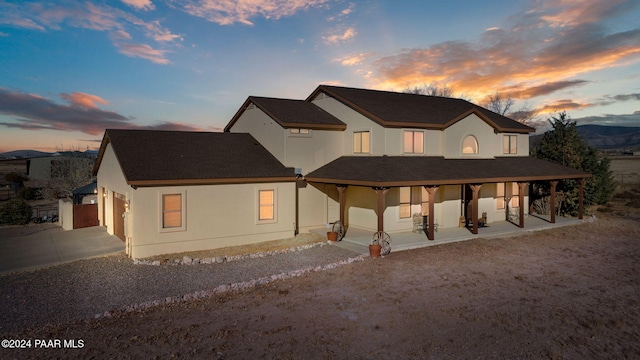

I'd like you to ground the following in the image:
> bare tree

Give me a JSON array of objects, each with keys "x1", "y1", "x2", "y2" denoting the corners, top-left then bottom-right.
[
  {"x1": 405, "y1": 83, "x2": 454, "y2": 97},
  {"x1": 484, "y1": 92, "x2": 537, "y2": 124},
  {"x1": 484, "y1": 92, "x2": 514, "y2": 116}
]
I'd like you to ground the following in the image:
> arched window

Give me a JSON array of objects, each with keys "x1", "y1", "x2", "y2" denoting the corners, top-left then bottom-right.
[{"x1": 462, "y1": 135, "x2": 478, "y2": 154}]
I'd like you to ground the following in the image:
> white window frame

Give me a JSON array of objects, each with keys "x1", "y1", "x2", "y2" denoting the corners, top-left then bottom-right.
[
  {"x1": 256, "y1": 187, "x2": 278, "y2": 224},
  {"x1": 353, "y1": 131, "x2": 371, "y2": 154},
  {"x1": 503, "y1": 135, "x2": 517, "y2": 154},
  {"x1": 159, "y1": 191, "x2": 186, "y2": 232},
  {"x1": 403, "y1": 130, "x2": 424, "y2": 154}
]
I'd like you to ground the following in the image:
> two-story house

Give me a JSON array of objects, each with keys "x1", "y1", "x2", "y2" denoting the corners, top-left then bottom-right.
[{"x1": 95, "y1": 85, "x2": 590, "y2": 258}]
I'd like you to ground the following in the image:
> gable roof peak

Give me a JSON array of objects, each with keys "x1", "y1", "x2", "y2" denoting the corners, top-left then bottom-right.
[{"x1": 309, "y1": 84, "x2": 534, "y2": 133}]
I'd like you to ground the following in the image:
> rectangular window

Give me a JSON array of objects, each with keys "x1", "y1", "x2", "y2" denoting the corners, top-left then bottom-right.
[
  {"x1": 399, "y1": 187, "x2": 411, "y2": 218},
  {"x1": 403, "y1": 130, "x2": 424, "y2": 154},
  {"x1": 162, "y1": 194, "x2": 182, "y2": 228},
  {"x1": 496, "y1": 183, "x2": 505, "y2": 209},
  {"x1": 258, "y1": 189, "x2": 275, "y2": 221},
  {"x1": 353, "y1": 131, "x2": 370, "y2": 153},
  {"x1": 511, "y1": 182, "x2": 520, "y2": 208},
  {"x1": 503, "y1": 135, "x2": 517, "y2": 154},
  {"x1": 420, "y1": 187, "x2": 430, "y2": 216},
  {"x1": 290, "y1": 128, "x2": 310, "y2": 134}
]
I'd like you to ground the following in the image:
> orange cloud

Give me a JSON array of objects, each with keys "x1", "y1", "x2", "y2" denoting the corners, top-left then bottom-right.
[
  {"x1": 0, "y1": 88, "x2": 201, "y2": 136},
  {"x1": 323, "y1": 27, "x2": 357, "y2": 45},
  {"x1": 365, "y1": 0, "x2": 640, "y2": 103},
  {"x1": 60, "y1": 92, "x2": 109, "y2": 109},
  {"x1": 109, "y1": 30, "x2": 171, "y2": 64}
]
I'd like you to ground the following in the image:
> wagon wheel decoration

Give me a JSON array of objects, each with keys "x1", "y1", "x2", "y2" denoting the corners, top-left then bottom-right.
[
  {"x1": 372, "y1": 231, "x2": 391, "y2": 255},
  {"x1": 331, "y1": 220, "x2": 345, "y2": 241}
]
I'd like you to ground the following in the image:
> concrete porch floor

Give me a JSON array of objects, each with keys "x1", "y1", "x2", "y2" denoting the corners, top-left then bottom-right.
[{"x1": 313, "y1": 215, "x2": 585, "y2": 255}]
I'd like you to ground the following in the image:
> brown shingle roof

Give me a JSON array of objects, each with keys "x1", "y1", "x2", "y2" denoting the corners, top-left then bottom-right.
[
  {"x1": 224, "y1": 96, "x2": 346, "y2": 131},
  {"x1": 305, "y1": 156, "x2": 589, "y2": 186},
  {"x1": 308, "y1": 85, "x2": 535, "y2": 133},
  {"x1": 94, "y1": 129, "x2": 295, "y2": 186}
]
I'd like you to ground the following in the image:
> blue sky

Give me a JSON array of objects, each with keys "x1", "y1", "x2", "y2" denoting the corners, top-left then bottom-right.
[{"x1": 1, "y1": 0, "x2": 639, "y2": 153}]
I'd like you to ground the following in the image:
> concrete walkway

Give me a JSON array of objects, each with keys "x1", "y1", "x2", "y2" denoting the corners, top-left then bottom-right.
[
  {"x1": 0, "y1": 225, "x2": 124, "y2": 275},
  {"x1": 318, "y1": 215, "x2": 586, "y2": 255}
]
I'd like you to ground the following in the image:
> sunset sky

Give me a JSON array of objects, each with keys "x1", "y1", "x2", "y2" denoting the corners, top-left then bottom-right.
[{"x1": 1, "y1": 0, "x2": 639, "y2": 153}]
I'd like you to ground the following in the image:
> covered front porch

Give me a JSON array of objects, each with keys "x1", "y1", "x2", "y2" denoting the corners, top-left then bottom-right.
[{"x1": 314, "y1": 215, "x2": 584, "y2": 255}]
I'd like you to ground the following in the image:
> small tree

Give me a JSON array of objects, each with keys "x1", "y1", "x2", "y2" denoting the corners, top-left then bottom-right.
[
  {"x1": 531, "y1": 112, "x2": 615, "y2": 216},
  {"x1": 0, "y1": 198, "x2": 33, "y2": 225}
]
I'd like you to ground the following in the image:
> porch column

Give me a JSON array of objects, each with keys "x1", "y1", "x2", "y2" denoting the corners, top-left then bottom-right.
[
  {"x1": 550, "y1": 180, "x2": 558, "y2": 224},
  {"x1": 517, "y1": 182, "x2": 527, "y2": 228},
  {"x1": 423, "y1": 186, "x2": 438, "y2": 240},
  {"x1": 470, "y1": 184, "x2": 482, "y2": 235},
  {"x1": 336, "y1": 185, "x2": 348, "y2": 226},
  {"x1": 578, "y1": 178, "x2": 584, "y2": 220},
  {"x1": 373, "y1": 187, "x2": 389, "y2": 232}
]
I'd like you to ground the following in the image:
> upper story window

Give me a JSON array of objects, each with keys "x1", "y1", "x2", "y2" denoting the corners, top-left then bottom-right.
[
  {"x1": 462, "y1": 135, "x2": 478, "y2": 154},
  {"x1": 290, "y1": 128, "x2": 310, "y2": 135},
  {"x1": 353, "y1": 131, "x2": 370, "y2": 154},
  {"x1": 403, "y1": 130, "x2": 424, "y2": 154},
  {"x1": 503, "y1": 135, "x2": 517, "y2": 154}
]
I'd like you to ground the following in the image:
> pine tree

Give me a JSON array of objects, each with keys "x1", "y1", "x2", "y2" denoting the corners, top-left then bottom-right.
[{"x1": 531, "y1": 112, "x2": 615, "y2": 216}]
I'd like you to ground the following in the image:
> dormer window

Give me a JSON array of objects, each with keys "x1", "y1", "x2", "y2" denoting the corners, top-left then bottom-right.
[{"x1": 462, "y1": 135, "x2": 478, "y2": 154}]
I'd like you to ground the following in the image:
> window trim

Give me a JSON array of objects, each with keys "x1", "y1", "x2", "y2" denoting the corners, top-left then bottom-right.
[
  {"x1": 403, "y1": 130, "x2": 424, "y2": 154},
  {"x1": 159, "y1": 191, "x2": 186, "y2": 232},
  {"x1": 256, "y1": 187, "x2": 278, "y2": 224}
]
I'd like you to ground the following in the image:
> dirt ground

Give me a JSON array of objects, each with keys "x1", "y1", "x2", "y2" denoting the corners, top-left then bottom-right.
[{"x1": 2, "y1": 197, "x2": 638, "y2": 359}]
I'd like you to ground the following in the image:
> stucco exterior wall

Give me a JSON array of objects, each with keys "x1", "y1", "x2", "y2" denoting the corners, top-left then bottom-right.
[
  {"x1": 129, "y1": 182, "x2": 296, "y2": 258},
  {"x1": 227, "y1": 107, "x2": 286, "y2": 161},
  {"x1": 444, "y1": 114, "x2": 496, "y2": 158},
  {"x1": 311, "y1": 96, "x2": 386, "y2": 156},
  {"x1": 96, "y1": 144, "x2": 132, "y2": 237}
]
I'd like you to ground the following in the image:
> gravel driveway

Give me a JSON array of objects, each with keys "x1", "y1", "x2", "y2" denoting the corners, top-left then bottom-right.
[{"x1": 0, "y1": 244, "x2": 360, "y2": 334}]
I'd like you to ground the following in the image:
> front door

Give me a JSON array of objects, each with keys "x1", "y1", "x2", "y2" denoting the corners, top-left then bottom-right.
[{"x1": 113, "y1": 193, "x2": 126, "y2": 242}]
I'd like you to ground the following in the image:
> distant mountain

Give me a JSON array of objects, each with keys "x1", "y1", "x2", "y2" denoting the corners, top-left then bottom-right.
[
  {"x1": 0, "y1": 149, "x2": 99, "y2": 160},
  {"x1": 0, "y1": 150, "x2": 52, "y2": 159},
  {"x1": 530, "y1": 125, "x2": 640, "y2": 151},
  {"x1": 577, "y1": 125, "x2": 640, "y2": 150}
]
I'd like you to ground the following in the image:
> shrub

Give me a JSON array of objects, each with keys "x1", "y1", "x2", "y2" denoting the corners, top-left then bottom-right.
[{"x1": 0, "y1": 198, "x2": 33, "y2": 225}]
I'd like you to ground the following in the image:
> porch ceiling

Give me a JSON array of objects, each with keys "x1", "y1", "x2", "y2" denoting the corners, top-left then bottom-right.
[{"x1": 304, "y1": 156, "x2": 591, "y2": 187}]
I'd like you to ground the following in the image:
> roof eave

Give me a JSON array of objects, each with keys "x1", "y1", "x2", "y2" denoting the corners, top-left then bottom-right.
[
  {"x1": 305, "y1": 173, "x2": 590, "y2": 187},
  {"x1": 128, "y1": 176, "x2": 298, "y2": 187}
]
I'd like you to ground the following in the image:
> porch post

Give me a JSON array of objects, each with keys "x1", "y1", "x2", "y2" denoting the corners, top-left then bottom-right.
[
  {"x1": 423, "y1": 186, "x2": 439, "y2": 240},
  {"x1": 578, "y1": 178, "x2": 584, "y2": 220},
  {"x1": 336, "y1": 185, "x2": 348, "y2": 226},
  {"x1": 517, "y1": 182, "x2": 527, "y2": 228},
  {"x1": 470, "y1": 184, "x2": 482, "y2": 235},
  {"x1": 373, "y1": 187, "x2": 389, "y2": 232},
  {"x1": 550, "y1": 180, "x2": 558, "y2": 224}
]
